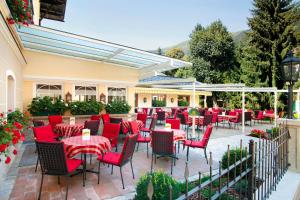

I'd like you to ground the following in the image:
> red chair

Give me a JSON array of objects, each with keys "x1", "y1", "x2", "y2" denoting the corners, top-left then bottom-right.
[
  {"x1": 141, "y1": 116, "x2": 157, "y2": 134},
  {"x1": 33, "y1": 125, "x2": 58, "y2": 142},
  {"x1": 130, "y1": 121, "x2": 151, "y2": 157},
  {"x1": 142, "y1": 108, "x2": 148, "y2": 115},
  {"x1": 36, "y1": 141, "x2": 84, "y2": 200},
  {"x1": 229, "y1": 113, "x2": 242, "y2": 129},
  {"x1": 102, "y1": 123, "x2": 120, "y2": 151},
  {"x1": 211, "y1": 112, "x2": 219, "y2": 126},
  {"x1": 184, "y1": 125, "x2": 213, "y2": 163},
  {"x1": 101, "y1": 113, "x2": 110, "y2": 124},
  {"x1": 32, "y1": 120, "x2": 45, "y2": 127},
  {"x1": 253, "y1": 110, "x2": 264, "y2": 124},
  {"x1": 157, "y1": 111, "x2": 166, "y2": 124},
  {"x1": 151, "y1": 130, "x2": 176, "y2": 174},
  {"x1": 33, "y1": 125, "x2": 59, "y2": 172},
  {"x1": 229, "y1": 111, "x2": 237, "y2": 116},
  {"x1": 84, "y1": 120, "x2": 100, "y2": 135},
  {"x1": 91, "y1": 115, "x2": 101, "y2": 121},
  {"x1": 166, "y1": 119, "x2": 180, "y2": 130},
  {"x1": 97, "y1": 134, "x2": 138, "y2": 189},
  {"x1": 48, "y1": 115, "x2": 62, "y2": 129},
  {"x1": 177, "y1": 112, "x2": 192, "y2": 135},
  {"x1": 137, "y1": 113, "x2": 147, "y2": 127}
]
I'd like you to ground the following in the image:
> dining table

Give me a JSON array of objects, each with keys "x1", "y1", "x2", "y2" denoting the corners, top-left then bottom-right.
[
  {"x1": 122, "y1": 120, "x2": 144, "y2": 134},
  {"x1": 54, "y1": 123, "x2": 84, "y2": 137},
  {"x1": 154, "y1": 128, "x2": 186, "y2": 142},
  {"x1": 62, "y1": 135, "x2": 111, "y2": 186}
]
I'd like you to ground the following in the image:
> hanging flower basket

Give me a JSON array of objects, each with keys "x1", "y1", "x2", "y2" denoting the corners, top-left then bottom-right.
[{"x1": 6, "y1": 0, "x2": 33, "y2": 26}]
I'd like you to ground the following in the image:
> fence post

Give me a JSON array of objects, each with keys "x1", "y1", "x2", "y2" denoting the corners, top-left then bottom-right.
[{"x1": 247, "y1": 140, "x2": 254, "y2": 200}]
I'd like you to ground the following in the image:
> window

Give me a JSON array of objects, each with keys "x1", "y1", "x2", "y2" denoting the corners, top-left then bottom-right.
[
  {"x1": 152, "y1": 94, "x2": 166, "y2": 107},
  {"x1": 36, "y1": 84, "x2": 62, "y2": 99},
  {"x1": 107, "y1": 87, "x2": 126, "y2": 103},
  {"x1": 74, "y1": 86, "x2": 97, "y2": 102}
]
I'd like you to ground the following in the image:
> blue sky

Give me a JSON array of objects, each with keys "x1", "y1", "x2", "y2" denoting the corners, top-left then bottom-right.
[{"x1": 42, "y1": 0, "x2": 253, "y2": 50}]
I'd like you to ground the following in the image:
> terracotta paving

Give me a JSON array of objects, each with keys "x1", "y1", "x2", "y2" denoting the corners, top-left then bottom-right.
[{"x1": 8, "y1": 144, "x2": 217, "y2": 200}]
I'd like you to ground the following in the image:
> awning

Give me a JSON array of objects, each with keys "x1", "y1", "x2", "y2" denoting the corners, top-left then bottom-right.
[
  {"x1": 134, "y1": 87, "x2": 211, "y2": 96},
  {"x1": 16, "y1": 25, "x2": 192, "y2": 75}
]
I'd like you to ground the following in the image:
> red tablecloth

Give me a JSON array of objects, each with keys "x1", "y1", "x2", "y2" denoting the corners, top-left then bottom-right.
[
  {"x1": 62, "y1": 135, "x2": 111, "y2": 158},
  {"x1": 154, "y1": 129, "x2": 186, "y2": 142},
  {"x1": 54, "y1": 123, "x2": 84, "y2": 137},
  {"x1": 264, "y1": 113, "x2": 274, "y2": 119},
  {"x1": 122, "y1": 120, "x2": 144, "y2": 134},
  {"x1": 188, "y1": 116, "x2": 203, "y2": 126},
  {"x1": 218, "y1": 115, "x2": 237, "y2": 121}
]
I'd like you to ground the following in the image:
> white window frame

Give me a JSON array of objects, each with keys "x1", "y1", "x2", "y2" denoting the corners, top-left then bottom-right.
[
  {"x1": 33, "y1": 82, "x2": 64, "y2": 98},
  {"x1": 73, "y1": 84, "x2": 99, "y2": 102},
  {"x1": 106, "y1": 86, "x2": 127, "y2": 103}
]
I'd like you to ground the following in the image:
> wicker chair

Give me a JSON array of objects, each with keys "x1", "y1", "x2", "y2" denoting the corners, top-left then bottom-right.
[
  {"x1": 253, "y1": 110, "x2": 264, "y2": 124},
  {"x1": 90, "y1": 115, "x2": 101, "y2": 121},
  {"x1": 157, "y1": 111, "x2": 166, "y2": 124},
  {"x1": 137, "y1": 113, "x2": 148, "y2": 127},
  {"x1": 36, "y1": 141, "x2": 84, "y2": 200},
  {"x1": 140, "y1": 116, "x2": 157, "y2": 135},
  {"x1": 151, "y1": 130, "x2": 176, "y2": 174},
  {"x1": 101, "y1": 114, "x2": 110, "y2": 124},
  {"x1": 33, "y1": 125, "x2": 59, "y2": 172},
  {"x1": 198, "y1": 114, "x2": 213, "y2": 131},
  {"x1": 244, "y1": 112, "x2": 252, "y2": 126},
  {"x1": 102, "y1": 123, "x2": 120, "y2": 151},
  {"x1": 184, "y1": 125, "x2": 213, "y2": 163},
  {"x1": 32, "y1": 120, "x2": 45, "y2": 127},
  {"x1": 48, "y1": 115, "x2": 63, "y2": 130},
  {"x1": 97, "y1": 134, "x2": 138, "y2": 189},
  {"x1": 84, "y1": 120, "x2": 100, "y2": 135},
  {"x1": 130, "y1": 121, "x2": 151, "y2": 157}
]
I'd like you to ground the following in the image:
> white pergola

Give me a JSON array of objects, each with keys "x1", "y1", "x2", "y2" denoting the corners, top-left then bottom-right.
[{"x1": 141, "y1": 77, "x2": 281, "y2": 134}]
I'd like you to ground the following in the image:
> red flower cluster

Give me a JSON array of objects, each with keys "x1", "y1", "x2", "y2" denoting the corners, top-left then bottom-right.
[
  {"x1": 5, "y1": 156, "x2": 11, "y2": 164},
  {"x1": 6, "y1": 0, "x2": 33, "y2": 26},
  {"x1": 0, "y1": 144, "x2": 8, "y2": 153},
  {"x1": 251, "y1": 129, "x2": 265, "y2": 135}
]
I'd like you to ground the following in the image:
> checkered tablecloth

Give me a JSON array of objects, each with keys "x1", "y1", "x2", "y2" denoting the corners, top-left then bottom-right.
[
  {"x1": 188, "y1": 116, "x2": 203, "y2": 126},
  {"x1": 122, "y1": 120, "x2": 144, "y2": 134},
  {"x1": 62, "y1": 136, "x2": 112, "y2": 158},
  {"x1": 54, "y1": 123, "x2": 84, "y2": 137}
]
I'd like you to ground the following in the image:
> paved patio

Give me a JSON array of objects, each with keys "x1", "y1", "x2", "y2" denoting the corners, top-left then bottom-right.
[{"x1": 1, "y1": 122, "x2": 273, "y2": 200}]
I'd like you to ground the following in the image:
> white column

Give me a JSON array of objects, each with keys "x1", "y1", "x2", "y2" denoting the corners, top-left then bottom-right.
[
  {"x1": 274, "y1": 90, "x2": 278, "y2": 126},
  {"x1": 192, "y1": 81, "x2": 196, "y2": 138},
  {"x1": 204, "y1": 96, "x2": 207, "y2": 108},
  {"x1": 242, "y1": 87, "x2": 245, "y2": 133}
]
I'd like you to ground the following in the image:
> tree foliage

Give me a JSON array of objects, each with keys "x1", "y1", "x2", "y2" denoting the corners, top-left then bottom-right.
[
  {"x1": 189, "y1": 20, "x2": 235, "y2": 83},
  {"x1": 248, "y1": 0, "x2": 300, "y2": 89},
  {"x1": 164, "y1": 47, "x2": 185, "y2": 76}
]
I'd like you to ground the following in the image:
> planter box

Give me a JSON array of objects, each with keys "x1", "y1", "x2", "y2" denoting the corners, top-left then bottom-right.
[{"x1": 0, "y1": 142, "x2": 21, "y2": 183}]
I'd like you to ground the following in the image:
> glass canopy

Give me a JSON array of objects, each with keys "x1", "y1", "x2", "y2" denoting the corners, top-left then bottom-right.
[{"x1": 16, "y1": 25, "x2": 192, "y2": 71}]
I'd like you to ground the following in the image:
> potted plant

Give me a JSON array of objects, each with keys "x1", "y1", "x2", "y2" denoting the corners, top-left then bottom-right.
[
  {"x1": 249, "y1": 129, "x2": 267, "y2": 139},
  {"x1": 178, "y1": 100, "x2": 189, "y2": 107},
  {"x1": 28, "y1": 96, "x2": 68, "y2": 116},
  {"x1": 152, "y1": 100, "x2": 166, "y2": 107},
  {"x1": 69, "y1": 100, "x2": 104, "y2": 115}
]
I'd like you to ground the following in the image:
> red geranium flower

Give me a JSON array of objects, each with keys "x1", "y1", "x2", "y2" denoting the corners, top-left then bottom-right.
[
  {"x1": 5, "y1": 127, "x2": 11, "y2": 132},
  {"x1": 5, "y1": 156, "x2": 11, "y2": 164},
  {"x1": 14, "y1": 122, "x2": 23, "y2": 130},
  {"x1": 0, "y1": 113, "x2": 4, "y2": 117},
  {"x1": 0, "y1": 144, "x2": 7, "y2": 152},
  {"x1": 13, "y1": 149, "x2": 17, "y2": 155},
  {"x1": 21, "y1": 134, "x2": 25, "y2": 141},
  {"x1": 12, "y1": 137, "x2": 19, "y2": 145}
]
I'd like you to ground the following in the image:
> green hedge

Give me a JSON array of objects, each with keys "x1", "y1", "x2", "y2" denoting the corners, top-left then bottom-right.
[
  {"x1": 152, "y1": 100, "x2": 166, "y2": 107},
  {"x1": 105, "y1": 100, "x2": 131, "y2": 114},
  {"x1": 69, "y1": 100, "x2": 104, "y2": 115},
  {"x1": 28, "y1": 96, "x2": 68, "y2": 116},
  {"x1": 178, "y1": 100, "x2": 189, "y2": 107}
]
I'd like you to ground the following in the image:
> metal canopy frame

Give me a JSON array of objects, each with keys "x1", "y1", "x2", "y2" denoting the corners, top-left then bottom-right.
[
  {"x1": 140, "y1": 79, "x2": 280, "y2": 133},
  {"x1": 16, "y1": 25, "x2": 192, "y2": 75}
]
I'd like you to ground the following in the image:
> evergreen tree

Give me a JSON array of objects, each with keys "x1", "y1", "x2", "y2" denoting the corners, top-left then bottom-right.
[
  {"x1": 157, "y1": 47, "x2": 162, "y2": 55},
  {"x1": 248, "y1": 0, "x2": 300, "y2": 89}
]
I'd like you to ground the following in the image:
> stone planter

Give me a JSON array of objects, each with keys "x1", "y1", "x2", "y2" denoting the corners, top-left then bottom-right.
[{"x1": 0, "y1": 142, "x2": 21, "y2": 182}]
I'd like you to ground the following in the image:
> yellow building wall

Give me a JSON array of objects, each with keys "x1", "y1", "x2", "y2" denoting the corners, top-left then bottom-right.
[
  {"x1": 23, "y1": 50, "x2": 140, "y2": 83},
  {"x1": 166, "y1": 94, "x2": 178, "y2": 107},
  {"x1": 138, "y1": 93, "x2": 152, "y2": 108},
  {"x1": 127, "y1": 87, "x2": 135, "y2": 113}
]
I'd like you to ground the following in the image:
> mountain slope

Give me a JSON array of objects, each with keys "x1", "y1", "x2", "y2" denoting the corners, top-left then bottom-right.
[{"x1": 153, "y1": 30, "x2": 249, "y2": 55}]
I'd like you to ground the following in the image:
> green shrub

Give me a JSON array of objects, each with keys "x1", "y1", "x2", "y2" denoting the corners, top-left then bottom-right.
[
  {"x1": 135, "y1": 171, "x2": 181, "y2": 200},
  {"x1": 152, "y1": 100, "x2": 166, "y2": 107},
  {"x1": 221, "y1": 148, "x2": 247, "y2": 178},
  {"x1": 105, "y1": 100, "x2": 131, "y2": 114},
  {"x1": 69, "y1": 100, "x2": 103, "y2": 115},
  {"x1": 178, "y1": 100, "x2": 189, "y2": 107},
  {"x1": 7, "y1": 109, "x2": 30, "y2": 129},
  {"x1": 28, "y1": 96, "x2": 67, "y2": 116}
]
